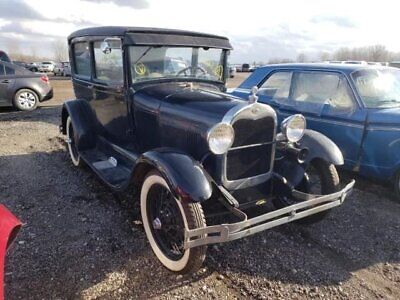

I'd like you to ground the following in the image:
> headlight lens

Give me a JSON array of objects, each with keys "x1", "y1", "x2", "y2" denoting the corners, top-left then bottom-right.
[
  {"x1": 281, "y1": 114, "x2": 306, "y2": 142},
  {"x1": 207, "y1": 123, "x2": 235, "y2": 154}
]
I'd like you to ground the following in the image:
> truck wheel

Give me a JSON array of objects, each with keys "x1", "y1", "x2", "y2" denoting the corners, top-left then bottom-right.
[
  {"x1": 141, "y1": 170, "x2": 207, "y2": 273},
  {"x1": 66, "y1": 116, "x2": 82, "y2": 167},
  {"x1": 13, "y1": 89, "x2": 38, "y2": 111},
  {"x1": 273, "y1": 159, "x2": 340, "y2": 224}
]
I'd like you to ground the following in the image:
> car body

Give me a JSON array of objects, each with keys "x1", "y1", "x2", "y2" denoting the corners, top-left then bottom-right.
[
  {"x1": 0, "y1": 51, "x2": 10, "y2": 63},
  {"x1": 228, "y1": 65, "x2": 236, "y2": 78},
  {"x1": 0, "y1": 61, "x2": 53, "y2": 110},
  {"x1": 62, "y1": 62, "x2": 71, "y2": 76},
  {"x1": 241, "y1": 63, "x2": 251, "y2": 72},
  {"x1": 60, "y1": 27, "x2": 354, "y2": 273},
  {"x1": 0, "y1": 205, "x2": 21, "y2": 300},
  {"x1": 38, "y1": 61, "x2": 56, "y2": 73},
  {"x1": 230, "y1": 63, "x2": 400, "y2": 196},
  {"x1": 54, "y1": 61, "x2": 72, "y2": 76}
]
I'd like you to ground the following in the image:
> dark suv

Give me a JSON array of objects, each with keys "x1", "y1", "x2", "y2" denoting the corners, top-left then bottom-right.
[{"x1": 60, "y1": 26, "x2": 354, "y2": 273}]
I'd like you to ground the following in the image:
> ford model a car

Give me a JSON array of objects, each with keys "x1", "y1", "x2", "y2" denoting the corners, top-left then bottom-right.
[{"x1": 60, "y1": 27, "x2": 354, "y2": 273}]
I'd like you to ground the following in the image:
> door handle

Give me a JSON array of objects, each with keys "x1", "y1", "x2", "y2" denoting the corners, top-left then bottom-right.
[
  {"x1": 1, "y1": 79, "x2": 9, "y2": 84},
  {"x1": 88, "y1": 84, "x2": 94, "y2": 89}
]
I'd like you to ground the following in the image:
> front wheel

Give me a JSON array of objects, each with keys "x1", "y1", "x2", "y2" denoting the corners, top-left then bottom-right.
[
  {"x1": 141, "y1": 170, "x2": 207, "y2": 273},
  {"x1": 273, "y1": 159, "x2": 340, "y2": 224}
]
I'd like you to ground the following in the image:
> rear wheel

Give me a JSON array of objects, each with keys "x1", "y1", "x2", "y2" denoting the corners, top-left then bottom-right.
[
  {"x1": 141, "y1": 170, "x2": 207, "y2": 273},
  {"x1": 66, "y1": 116, "x2": 82, "y2": 167},
  {"x1": 273, "y1": 159, "x2": 340, "y2": 224},
  {"x1": 13, "y1": 89, "x2": 38, "y2": 111}
]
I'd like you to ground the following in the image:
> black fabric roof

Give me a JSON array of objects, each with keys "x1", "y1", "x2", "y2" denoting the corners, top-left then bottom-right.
[{"x1": 68, "y1": 26, "x2": 233, "y2": 49}]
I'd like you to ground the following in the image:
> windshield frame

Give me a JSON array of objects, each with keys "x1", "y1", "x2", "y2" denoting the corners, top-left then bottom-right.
[
  {"x1": 127, "y1": 45, "x2": 229, "y2": 87},
  {"x1": 350, "y1": 68, "x2": 400, "y2": 109}
]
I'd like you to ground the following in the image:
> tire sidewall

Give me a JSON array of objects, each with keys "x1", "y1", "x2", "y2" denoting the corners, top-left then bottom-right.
[
  {"x1": 14, "y1": 89, "x2": 39, "y2": 111},
  {"x1": 66, "y1": 116, "x2": 81, "y2": 167},
  {"x1": 141, "y1": 172, "x2": 191, "y2": 272}
]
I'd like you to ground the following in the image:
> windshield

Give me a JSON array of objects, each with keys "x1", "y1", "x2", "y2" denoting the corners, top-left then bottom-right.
[
  {"x1": 129, "y1": 46, "x2": 225, "y2": 84},
  {"x1": 351, "y1": 68, "x2": 400, "y2": 108}
]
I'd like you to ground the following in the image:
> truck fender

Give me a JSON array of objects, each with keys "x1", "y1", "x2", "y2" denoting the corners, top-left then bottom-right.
[
  {"x1": 133, "y1": 149, "x2": 213, "y2": 203},
  {"x1": 61, "y1": 100, "x2": 97, "y2": 151},
  {"x1": 298, "y1": 129, "x2": 344, "y2": 166}
]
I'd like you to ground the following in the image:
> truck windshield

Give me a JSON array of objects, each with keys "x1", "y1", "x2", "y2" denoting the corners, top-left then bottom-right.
[
  {"x1": 351, "y1": 68, "x2": 400, "y2": 108},
  {"x1": 129, "y1": 46, "x2": 225, "y2": 84}
]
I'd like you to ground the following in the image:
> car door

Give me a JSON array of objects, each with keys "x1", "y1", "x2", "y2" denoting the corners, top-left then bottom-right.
[
  {"x1": 0, "y1": 63, "x2": 15, "y2": 105},
  {"x1": 258, "y1": 70, "x2": 366, "y2": 169},
  {"x1": 92, "y1": 39, "x2": 131, "y2": 145}
]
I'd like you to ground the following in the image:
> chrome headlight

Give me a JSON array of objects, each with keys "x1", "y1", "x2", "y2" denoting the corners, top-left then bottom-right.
[
  {"x1": 281, "y1": 114, "x2": 306, "y2": 143},
  {"x1": 207, "y1": 123, "x2": 235, "y2": 155}
]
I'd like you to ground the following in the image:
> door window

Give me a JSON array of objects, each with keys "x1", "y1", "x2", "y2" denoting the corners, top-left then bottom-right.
[
  {"x1": 258, "y1": 71, "x2": 292, "y2": 103},
  {"x1": 73, "y1": 42, "x2": 91, "y2": 77},
  {"x1": 0, "y1": 63, "x2": 5, "y2": 76},
  {"x1": 5, "y1": 65, "x2": 15, "y2": 75},
  {"x1": 291, "y1": 72, "x2": 355, "y2": 114},
  {"x1": 94, "y1": 41, "x2": 123, "y2": 83}
]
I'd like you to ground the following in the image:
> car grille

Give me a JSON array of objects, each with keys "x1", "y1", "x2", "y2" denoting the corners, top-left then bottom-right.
[{"x1": 226, "y1": 115, "x2": 275, "y2": 181}]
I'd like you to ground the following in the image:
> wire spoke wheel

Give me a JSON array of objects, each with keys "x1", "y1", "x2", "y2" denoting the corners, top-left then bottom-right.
[
  {"x1": 141, "y1": 171, "x2": 207, "y2": 273},
  {"x1": 147, "y1": 184, "x2": 186, "y2": 260},
  {"x1": 66, "y1": 116, "x2": 82, "y2": 167}
]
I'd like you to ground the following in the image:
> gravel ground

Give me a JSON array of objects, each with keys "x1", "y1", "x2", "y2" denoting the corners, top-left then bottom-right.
[{"x1": 1, "y1": 75, "x2": 400, "y2": 299}]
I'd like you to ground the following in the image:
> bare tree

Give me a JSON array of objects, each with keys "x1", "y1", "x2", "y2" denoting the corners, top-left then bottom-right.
[
  {"x1": 319, "y1": 51, "x2": 330, "y2": 61},
  {"x1": 296, "y1": 52, "x2": 307, "y2": 63},
  {"x1": 52, "y1": 39, "x2": 68, "y2": 62}
]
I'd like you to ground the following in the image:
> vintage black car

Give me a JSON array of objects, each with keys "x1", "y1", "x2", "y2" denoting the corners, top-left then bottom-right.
[{"x1": 60, "y1": 26, "x2": 354, "y2": 273}]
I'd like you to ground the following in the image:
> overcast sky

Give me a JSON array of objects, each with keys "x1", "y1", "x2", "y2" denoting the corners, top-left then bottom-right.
[{"x1": 0, "y1": 0, "x2": 398, "y2": 62}]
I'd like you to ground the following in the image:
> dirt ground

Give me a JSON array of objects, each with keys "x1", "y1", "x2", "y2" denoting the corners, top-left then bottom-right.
[{"x1": 1, "y1": 74, "x2": 399, "y2": 299}]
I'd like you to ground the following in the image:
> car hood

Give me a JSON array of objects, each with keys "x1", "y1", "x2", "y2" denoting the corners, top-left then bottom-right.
[
  {"x1": 136, "y1": 82, "x2": 245, "y2": 118},
  {"x1": 134, "y1": 82, "x2": 247, "y2": 159}
]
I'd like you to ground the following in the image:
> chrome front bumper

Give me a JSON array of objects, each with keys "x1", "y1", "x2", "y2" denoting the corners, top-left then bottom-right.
[{"x1": 184, "y1": 180, "x2": 355, "y2": 249}]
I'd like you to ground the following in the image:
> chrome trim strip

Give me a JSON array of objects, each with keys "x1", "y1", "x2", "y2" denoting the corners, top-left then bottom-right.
[
  {"x1": 367, "y1": 125, "x2": 400, "y2": 132},
  {"x1": 184, "y1": 180, "x2": 355, "y2": 249},
  {"x1": 230, "y1": 141, "x2": 273, "y2": 151},
  {"x1": 221, "y1": 102, "x2": 277, "y2": 190}
]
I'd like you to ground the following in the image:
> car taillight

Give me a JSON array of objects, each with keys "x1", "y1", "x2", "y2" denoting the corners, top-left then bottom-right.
[{"x1": 40, "y1": 75, "x2": 49, "y2": 84}]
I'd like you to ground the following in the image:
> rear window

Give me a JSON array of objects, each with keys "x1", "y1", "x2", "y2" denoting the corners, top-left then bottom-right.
[{"x1": 73, "y1": 42, "x2": 91, "y2": 77}]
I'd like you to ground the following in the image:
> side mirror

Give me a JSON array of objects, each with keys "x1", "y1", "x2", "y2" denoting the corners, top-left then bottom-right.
[
  {"x1": 100, "y1": 38, "x2": 122, "y2": 54},
  {"x1": 100, "y1": 41, "x2": 112, "y2": 54}
]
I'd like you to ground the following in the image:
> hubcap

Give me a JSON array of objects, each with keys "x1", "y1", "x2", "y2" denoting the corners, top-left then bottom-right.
[
  {"x1": 153, "y1": 217, "x2": 162, "y2": 230},
  {"x1": 18, "y1": 92, "x2": 36, "y2": 108}
]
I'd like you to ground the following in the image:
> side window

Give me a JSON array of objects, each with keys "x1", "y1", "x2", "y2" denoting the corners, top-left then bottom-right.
[
  {"x1": 93, "y1": 41, "x2": 123, "y2": 83},
  {"x1": 73, "y1": 42, "x2": 91, "y2": 77},
  {"x1": 258, "y1": 72, "x2": 292, "y2": 102},
  {"x1": 5, "y1": 65, "x2": 15, "y2": 75},
  {"x1": 0, "y1": 64, "x2": 5, "y2": 76},
  {"x1": 291, "y1": 72, "x2": 355, "y2": 114}
]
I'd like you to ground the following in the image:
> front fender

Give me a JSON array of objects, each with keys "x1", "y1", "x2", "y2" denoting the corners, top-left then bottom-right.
[
  {"x1": 61, "y1": 100, "x2": 97, "y2": 151},
  {"x1": 298, "y1": 129, "x2": 344, "y2": 166},
  {"x1": 134, "y1": 149, "x2": 213, "y2": 203}
]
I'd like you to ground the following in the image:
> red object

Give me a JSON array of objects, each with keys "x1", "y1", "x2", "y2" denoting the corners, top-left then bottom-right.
[
  {"x1": 0, "y1": 205, "x2": 21, "y2": 300},
  {"x1": 40, "y1": 75, "x2": 49, "y2": 84}
]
